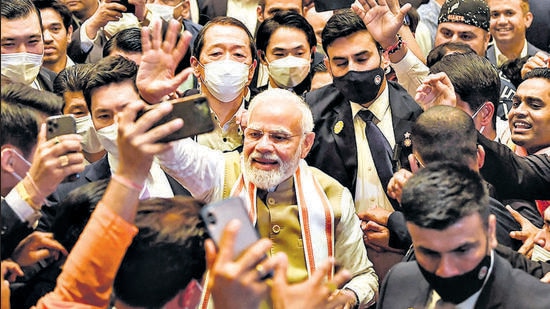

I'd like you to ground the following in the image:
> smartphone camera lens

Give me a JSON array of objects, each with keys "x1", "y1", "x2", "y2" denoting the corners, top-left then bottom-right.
[{"x1": 205, "y1": 212, "x2": 216, "y2": 225}]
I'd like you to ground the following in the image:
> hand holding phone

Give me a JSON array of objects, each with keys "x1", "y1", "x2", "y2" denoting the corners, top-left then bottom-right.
[
  {"x1": 46, "y1": 115, "x2": 80, "y2": 182},
  {"x1": 137, "y1": 94, "x2": 214, "y2": 143}
]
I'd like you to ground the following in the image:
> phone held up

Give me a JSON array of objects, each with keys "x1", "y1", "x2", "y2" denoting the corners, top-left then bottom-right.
[
  {"x1": 46, "y1": 115, "x2": 80, "y2": 182},
  {"x1": 200, "y1": 197, "x2": 273, "y2": 280},
  {"x1": 137, "y1": 94, "x2": 215, "y2": 143}
]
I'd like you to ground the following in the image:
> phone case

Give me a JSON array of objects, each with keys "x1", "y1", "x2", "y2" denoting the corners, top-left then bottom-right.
[
  {"x1": 140, "y1": 94, "x2": 215, "y2": 143},
  {"x1": 200, "y1": 197, "x2": 260, "y2": 259},
  {"x1": 46, "y1": 115, "x2": 76, "y2": 140}
]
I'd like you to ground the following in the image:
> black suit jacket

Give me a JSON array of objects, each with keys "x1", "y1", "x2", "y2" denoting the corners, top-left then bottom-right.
[
  {"x1": 1, "y1": 199, "x2": 33, "y2": 260},
  {"x1": 197, "y1": 0, "x2": 227, "y2": 26},
  {"x1": 37, "y1": 68, "x2": 57, "y2": 92},
  {"x1": 378, "y1": 254, "x2": 550, "y2": 309},
  {"x1": 39, "y1": 155, "x2": 191, "y2": 231},
  {"x1": 304, "y1": 81, "x2": 423, "y2": 206},
  {"x1": 478, "y1": 133, "x2": 550, "y2": 200}
]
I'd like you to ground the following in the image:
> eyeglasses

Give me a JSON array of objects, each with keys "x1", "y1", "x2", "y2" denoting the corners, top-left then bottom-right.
[{"x1": 244, "y1": 128, "x2": 304, "y2": 145}]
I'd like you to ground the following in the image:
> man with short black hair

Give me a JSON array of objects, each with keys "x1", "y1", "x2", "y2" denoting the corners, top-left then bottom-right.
[{"x1": 378, "y1": 161, "x2": 550, "y2": 308}]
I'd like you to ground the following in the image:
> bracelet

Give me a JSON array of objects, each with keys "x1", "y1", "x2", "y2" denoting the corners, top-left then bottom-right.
[
  {"x1": 111, "y1": 174, "x2": 144, "y2": 192},
  {"x1": 384, "y1": 34, "x2": 405, "y2": 56},
  {"x1": 16, "y1": 181, "x2": 43, "y2": 211},
  {"x1": 25, "y1": 172, "x2": 44, "y2": 198}
]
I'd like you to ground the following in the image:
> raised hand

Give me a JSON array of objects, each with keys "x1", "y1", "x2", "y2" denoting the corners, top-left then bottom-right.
[
  {"x1": 351, "y1": 0, "x2": 411, "y2": 48},
  {"x1": 137, "y1": 19, "x2": 193, "y2": 103},
  {"x1": 415, "y1": 72, "x2": 457, "y2": 110}
]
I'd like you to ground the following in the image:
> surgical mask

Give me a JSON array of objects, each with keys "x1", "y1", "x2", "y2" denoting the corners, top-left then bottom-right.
[
  {"x1": 1, "y1": 52, "x2": 43, "y2": 85},
  {"x1": 267, "y1": 56, "x2": 310, "y2": 88},
  {"x1": 2, "y1": 148, "x2": 32, "y2": 181},
  {"x1": 332, "y1": 67, "x2": 385, "y2": 104},
  {"x1": 76, "y1": 115, "x2": 104, "y2": 153},
  {"x1": 200, "y1": 60, "x2": 250, "y2": 103},
  {"x1": 96, "y1": 123, "x2": 118, "y2": 158},
  {"x1": 418, "y1": 253, "x2": 491, "y2": 304},
  {"x1": 146, "y1": 2, "x2": 182, "y2": 22}
]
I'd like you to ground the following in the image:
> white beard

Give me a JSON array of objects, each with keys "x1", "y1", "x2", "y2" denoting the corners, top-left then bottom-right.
[{"x1": 244, "y1": 146, "x2": 302, "y2": 190}]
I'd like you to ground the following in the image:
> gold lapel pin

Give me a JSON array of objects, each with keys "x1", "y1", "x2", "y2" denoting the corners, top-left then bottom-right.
[{"x1": 334, "y1": 120, "x2": 344, "y2": 134}]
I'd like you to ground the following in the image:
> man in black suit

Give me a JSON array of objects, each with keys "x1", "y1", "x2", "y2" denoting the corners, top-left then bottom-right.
[
  {"x1": 304, "y1": 10, "x2": 422, "y2": 215},
  {"x1": 378, "y1": 161, "x2": 550, "y2": 308},
  {"x1": 304, "y1": 8, "x2": 423, "y2": 279},
  {"x1": 1, "y1": 84, "x2": 84, "y2": 259}
]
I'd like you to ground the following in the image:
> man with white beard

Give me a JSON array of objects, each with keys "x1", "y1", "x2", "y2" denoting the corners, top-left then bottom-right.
[{"x1": 158, "y1": 88, "x2": 378, "y2": 308}]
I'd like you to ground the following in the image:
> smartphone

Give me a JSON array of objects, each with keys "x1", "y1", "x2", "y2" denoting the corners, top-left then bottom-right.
[
  {"x1": 138, "y1": 94, "x2": 215, "y2": 143},
  {"x1": 46, "y1": 115, "x2": 80, "y2": 182},
  {"x1": 314, "y1": 0, "x2": 354, "y2": 12},
  {"x1": 118, "y1": 0, "x2": 135, "y2": 14}
]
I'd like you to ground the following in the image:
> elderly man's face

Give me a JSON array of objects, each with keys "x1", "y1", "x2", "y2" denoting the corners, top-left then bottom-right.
[{"x1": 242, "y1": 97, "x2": 312, "y2": 189}]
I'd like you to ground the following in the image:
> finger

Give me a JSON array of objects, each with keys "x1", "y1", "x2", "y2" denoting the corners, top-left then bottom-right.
[
  {"x1": 141, "y1": 25, "x2": 152, "y2": 52},
  {"x1": 35, "y1": 236, "x2": 68, "y2": 256},
  {"x1": 310, "y1": 258, "x2": 334, "y2": 286},
  {"x1": 540, "y1": 272, "x2": 550, "y2": 283},
  {"x1": 134, "y1": 101, "x2": 174, "y2": 133},
  {"x1": 333, "y1": 269, "x2": 352, "y2": 289},
  {"x1": 510, "y1": 230, "x2": 529, "y2": 241},
  {"x1": 162, "y1": 19, "x2": 182, "y2": 52},
  {"x1": 150, "y1": 18, "x2": 163, "y2": 51},
  {"x1": 272, "y1": 253, "x2": 289, "y2": 288},
  {"x1": 172, "y1": 67, "x2": 194, "y2": 89},
  {"x1": 506, "y1": 205, "x2": 527, "y2": 224},
  {"x1": 365, "y1": 221, "x2": 384, "y2": 231},
  {"x1": 205, "y1": 239, "x2": 218, "y2": 270}
]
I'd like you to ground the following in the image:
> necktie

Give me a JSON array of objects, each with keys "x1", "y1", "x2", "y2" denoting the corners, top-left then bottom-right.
[{"x1": 358, "y1": 110, "x2": 394, "y2": 196}]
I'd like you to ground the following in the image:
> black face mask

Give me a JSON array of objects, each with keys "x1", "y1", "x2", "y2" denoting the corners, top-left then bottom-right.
[
  {"x1": 418, "y1": 254, "x2": 492, "y2": 304},
  {"x1": 332, "y1": 67, "x2": 385, "y2": 104}
]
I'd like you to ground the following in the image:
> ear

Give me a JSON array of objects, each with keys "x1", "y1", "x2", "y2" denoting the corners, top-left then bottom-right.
[
  {"x1": 479, "y1": 102, "x2": 494, "y2": 128},
  {"x1": 258, "y1": 50, "x2": 268, "y2": 66},
  {"x1": 67, "y1": 25, "x2": 73, "y2": 44},
  {"x1": 181, "y1": 0, "x2": 191, "y2": 19},
  {"x1": 247, "y1": 59, "x2": 257, "y2": 83},
  {"x1": 300, "y1": 132, "x2": 316, "y2": 158},
  {"x1": 190, "y1": 56, "x2": 201, "y2": 78},
  {"x1": 487, "y1": 214, "x2": 498, "y2": 249},
  {"x1": 408, "y1": 153, "x2": 420, "y2": 173},
  {"x1": 1, "y1": 146, "x2": 16, "y2": 173},
  {"x1": 256, "y1": 6, "x2": 264, "y2": 23},
  {"x1": 476, "y1": 144, "x2": 485, "y2": 170},
  {"x1": 323, "y1": 57, "x2": 332, "y2": 76},
  {"x1": 524, "y1": 12, "x2": 534, "y2": 28}
]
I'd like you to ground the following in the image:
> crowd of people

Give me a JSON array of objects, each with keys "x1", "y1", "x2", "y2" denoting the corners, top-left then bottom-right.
[{"x1": 1, "y1": 0, "x2": 550, "y2": 308}]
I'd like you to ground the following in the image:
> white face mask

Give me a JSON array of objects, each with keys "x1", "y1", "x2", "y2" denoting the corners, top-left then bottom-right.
[
  {"x1": 96, "y1": 123, "x2": 118, "y2": 158},
  {"x1": 2, "y1": 148, "x2": 32, "y2": 181},
  {"x1": 1, "y1": 52, "x2": 43, "y2": 85},
  {"x1": 200, "y1": 60, "x2": 251, "y2": 103},
  {"x1": 76, "y1": 115, "x2": 104, "y2": 154},
  {"x1": 145, "y1": 3, "x2": 182, "y2": 22},
  {"x1": 267, "y1": 56, "x2": 310, "y2": 88}
]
